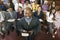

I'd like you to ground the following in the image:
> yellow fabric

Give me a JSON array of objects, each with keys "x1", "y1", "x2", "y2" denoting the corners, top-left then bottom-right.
[{"x1": 32, "y1": 3, "x2": 39, "y2": 11}]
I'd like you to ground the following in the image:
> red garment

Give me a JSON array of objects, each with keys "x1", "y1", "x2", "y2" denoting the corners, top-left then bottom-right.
[{"x1": 21, "y1": 0, "x2": 24, "y2": 6}]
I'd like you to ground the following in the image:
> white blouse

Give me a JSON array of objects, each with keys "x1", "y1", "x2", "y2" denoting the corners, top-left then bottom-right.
[{"x1": 46, "y1": 12, "x2": 54, "y2": 23}]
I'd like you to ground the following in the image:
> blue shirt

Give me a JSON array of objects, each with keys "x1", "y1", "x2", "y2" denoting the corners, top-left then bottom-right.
[
  {"x1": 24, "y1": 17, "x2": 32, "y2": 23},
  {"x1": 20, "y1": 17, "x2": 32, "y2": 32}
]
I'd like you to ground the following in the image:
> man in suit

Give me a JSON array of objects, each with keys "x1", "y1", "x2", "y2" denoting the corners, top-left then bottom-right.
[
  {"x1": 5, "y1": 7, "x2": 17, "y2": 35},
  {"x1": 18, "y1": 7, "x2": 41, "y2": 40}
]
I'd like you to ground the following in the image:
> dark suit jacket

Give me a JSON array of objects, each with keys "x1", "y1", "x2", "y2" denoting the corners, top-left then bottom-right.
[
  {"x1": 33, "y1": 11, "x2": 44, "y2": 19},
  {"x1": 5, "y1": 11, "x2": 17, "y2": 31},
  {"x1": 18, "y1": 16, "x2": 41, "y2": 35},
  {"x1": 5, "y1": 11, "x2": 17, "y2": 20},
  {"x1": 17, "y1": 11, "x2": 24, "y2": 19}
]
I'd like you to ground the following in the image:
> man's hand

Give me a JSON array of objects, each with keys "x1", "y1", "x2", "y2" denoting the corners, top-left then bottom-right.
[
  {"x1": 28, "y1": 30, "x2": 33, "y2": 35},
  {"x1": 23, "y1": 30, "x2": 27, "y2": 32}
]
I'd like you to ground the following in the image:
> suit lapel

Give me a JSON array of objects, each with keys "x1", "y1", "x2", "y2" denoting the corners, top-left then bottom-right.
[
  {"x1": 22, "y1": 17, "x2": 35, "y2": 30},
  {"x1": 8, "y1": 13, "x2": 11, "y2": 18},
  {"x1": 9, "y1": 12, "x2": 14, "y2": 18},
  {"x1": 23, "y1": 18, "x2": 28, "y2": 26},
  {"x1": 22, "y1": 18, "x2": 28, "y2": 29},
  {"x1": 29, "y1": 17, "x2": 34, "y2": 26}
]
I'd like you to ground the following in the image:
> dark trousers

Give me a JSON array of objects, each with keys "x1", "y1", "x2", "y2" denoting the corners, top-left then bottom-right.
[
  {"x1": 25, "y1": 34, "x2": 35, "y2": 40},
  {"x1": 6, "y1": 22, "x2": 16, "y2": 35},
  {"x1": 47, "y1": 22, "x2": 53, "y2": 34}
]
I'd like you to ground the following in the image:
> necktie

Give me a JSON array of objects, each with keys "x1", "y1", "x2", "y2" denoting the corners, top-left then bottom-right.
[{"x1": 28, "y1": 21, "x2": 30, "y2": 26}]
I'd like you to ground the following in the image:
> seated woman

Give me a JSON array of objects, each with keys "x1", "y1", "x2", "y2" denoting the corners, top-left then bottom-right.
[
  {"x1": 17, "y1": 6, "x2": 24, "y2": 19},
  {"x1": 46, "y1": 8, "x2": 56, "y2": 38},
  {"x1": 24, "y1": 0, "x2": 31, "y2": 10},
  {"x1": 54, "y1": 9, "x2": 60, "y2": 32},
  {"x1": 31, "y1": 0, "x2": 39, "y2": 12},
  {"x1": 17, "y1": 6, "x2": 24, "y2": 36},
  {"x1": 33, "y1": 6, "x2": 44, "y2": 22}
]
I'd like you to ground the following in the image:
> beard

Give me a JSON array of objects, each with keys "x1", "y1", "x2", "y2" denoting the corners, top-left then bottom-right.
[{"x1": 25, "y1": 16, "x2": 32, "y2": 19}]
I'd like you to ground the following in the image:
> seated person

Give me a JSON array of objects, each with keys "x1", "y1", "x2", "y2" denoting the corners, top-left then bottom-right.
[
  {"x1": 33, "y1": 6, "x2": 44, "y2": 22},
  {"x1": 5, "y1": 7, "x2": 17, "y2": 35},
  {"x1": 18, "y1": 7, "x2": 41, "y2": 40},
  {"x1": 46, "y1": 9, "x2": 56, "y2": 38},
  {"x1": 24, "y1": 0, "x2": 32, "y2": 10},
  {"x1": 16, "y1": 6, "x2": 24, "y2": 36},
  {"x1": 53, "y1": 9, "x2": 60, "y2": 33},
  {"x1": 31, "y1": 0, "x2": 39, "y2": 12},
  {"x1": 17, "y1": 6, "x2": 24, "y2": 19},
  {"x1": 42, "y1": 0, "x2": 48, "y2": 12}
]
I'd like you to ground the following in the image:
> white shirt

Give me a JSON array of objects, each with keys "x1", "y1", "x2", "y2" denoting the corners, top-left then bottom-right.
[
  {"x1": 14, "y1": 3, "x2": 23, "y2": 12},
  {"x1": 24, "y1": 4, "x2": 32, "y2": 10},
  {"x1": 0, "y1": 12, "x2": 4, "y2": 22},
  {"x1": 12, "y1": 0, "x2": 18, "y2": 5},
  {"x1": 46, "y1": 12, "x2": 54, "y2": 23}
]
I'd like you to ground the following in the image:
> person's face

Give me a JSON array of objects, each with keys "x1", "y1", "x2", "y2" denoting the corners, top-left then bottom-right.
[
  {"x1": 34, "y1": 1, "x2": 37, "y2": 4},
  {"x1": 38, "y1": 7, "x2": 41, "y2": 12},
  {"x1": 24, "y1": 10, "x2": 32, "y2": 18},
  {"x1": 26, "y1": 1, "x2": 29, "y2": 4},
  {"x1": 18, "y1": 7, "x2": 22, "y2": 12},
  {"x1": 44, "y1": 1, "x2": 48, "y2": 5},
  {"x1": 53, "y1": 2, "x2": 55, "y2": 5},
  {"x1": 52, "y1": 9, "x2": 55, "y2": 14},
  {"x1": 9, "y1": 8, "x2": 13, "y2": 12},
  {"x1": 52, "y1": 2, "x2": 55, "y2": 7}
]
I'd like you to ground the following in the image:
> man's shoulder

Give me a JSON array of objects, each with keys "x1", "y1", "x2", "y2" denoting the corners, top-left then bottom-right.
[
  {"x1": 20, "y1": 16, "x2": 39, "y2": 21},
  {"x1": 32, "y1": 16, "x2": 40, "y2": 24},
  {"x1": 20, "y1": 17, "x2": 25, "y2": 21},
  {"x1": 32, "y1": 16, "x2": 39, "y2": 20}
]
